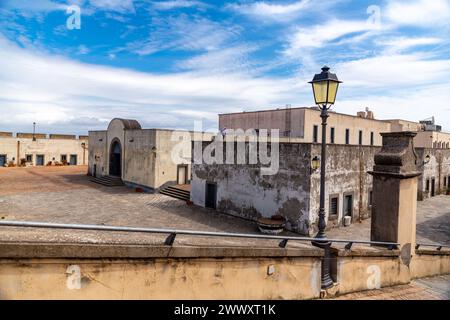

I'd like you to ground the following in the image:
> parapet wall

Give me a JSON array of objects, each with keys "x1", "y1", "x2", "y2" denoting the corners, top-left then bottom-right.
[{"x1": 0, "y1": 242, "x2": 448, "y2": 299}]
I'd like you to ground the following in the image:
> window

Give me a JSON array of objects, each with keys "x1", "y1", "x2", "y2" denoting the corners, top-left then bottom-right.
[
  {"x1": 61, "y1": 154, "x2": 67, "y2": 163},
  {"x1": 370, "y1": 132, "x2": 374, "y2": 146},
  {"x1": 330, "y1": 127, "x2": 335, "y2": 144},
  {"x1": 313, "y1": 125, "x2": 318, "y2": 143},
  {"x1": 426, "y1": 179, "x2": 430, "y2": 191},
  {"x1": 368, "y1": 190, "x2": 373, "y2": 208},
  {"x1": 345, "y1": 129, "x2": 350, "y2": 145},
  {"x1": 26, "y1": 154, "x2": 32, "y2": 162},
  {"x1": 358, "y1": 130, "x2": 363, "y2": 145},
  {"x1": 329, "y1": 196, "x2": 338, "y2": 216},
  {"x1": 444, "y1": 177, "x2": 447, "y2": 187}
]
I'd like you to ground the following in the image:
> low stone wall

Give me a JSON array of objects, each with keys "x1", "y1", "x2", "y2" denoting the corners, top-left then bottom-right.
[
  {"x1": 331, "y1": 249, "x2": 410, "y2": 296},
  {"x1": 0, "y1": 243, "x2": 323, "y2": 300},
  {"x1": 1, "y1": 243, "x2": 448, "y2": 299},
  {"x1": 410, "y1": 249, "x2": 450, "y2": 279}
]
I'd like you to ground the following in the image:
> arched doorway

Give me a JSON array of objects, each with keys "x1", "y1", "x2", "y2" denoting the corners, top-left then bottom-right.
[{"x1": 109, "y1": 139, "x2": 122, "y2": 177}]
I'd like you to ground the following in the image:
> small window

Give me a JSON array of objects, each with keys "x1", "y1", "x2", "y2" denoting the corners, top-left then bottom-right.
[
  {"x1": 370, "y1": 132, "x2": 374, "y2": 146},
  {"x1": 345, "y1": 129, "x2": 350, "y2": 145},
  {"x1": 61, "y1": 154, "x2": 67, "y2": 163},
  {"x1": 368, "y1": 190, "x2": 373, "y2": 207},
  {"x1": 426, "y1": 179, "x2": 430, "y2": 191},
  {"x1": 313, "y1": 125, "x2": 318, "y2": 143},
  {"x1": 358, "y1": 130, "x2": 363, "y2": 145},
  {"x1": 330, "y1": 127, "x2": 335, "y2": 144},
  {"x1": 26, "y1": 154, "x2": 33, "y2": 162},
  {"x1": 329, "y1": 196, "x2": 338, "y2": 216},
  {"x1": 444, "y1": 177, "x2": 447, "y2": 187}
]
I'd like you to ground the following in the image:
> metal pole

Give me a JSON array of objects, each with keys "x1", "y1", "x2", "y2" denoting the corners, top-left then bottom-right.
[
  {"x1": 32, "y1": 122, "x2": 36, "y2": 141},
  {"x1": 312, "y1": 106, "x2": 334, "y2": 289}
]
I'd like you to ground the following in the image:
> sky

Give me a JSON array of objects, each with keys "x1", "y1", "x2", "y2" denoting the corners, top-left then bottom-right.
[{"x1": 0, "y1": 0, "x2": 449, "y2": 135}]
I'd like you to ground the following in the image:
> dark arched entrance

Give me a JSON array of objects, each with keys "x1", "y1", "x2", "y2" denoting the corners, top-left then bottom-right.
[{"x1": 109, "y1": 139, "x2": 122, "y2": 177}]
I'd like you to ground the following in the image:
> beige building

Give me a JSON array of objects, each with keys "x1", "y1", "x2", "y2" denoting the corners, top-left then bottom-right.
[
  {"x1": 0, "y1": 132, "x2": 88, "y2": 167},
  {"x1": 88, "y1": 118, "x2": 212, "y2": 192},
  {"x1": 220, "y1": 107, "x2": 450, "y2": 149},
  {"x1": 219, "y1": 107, "x2": 391, "y2": 146}
]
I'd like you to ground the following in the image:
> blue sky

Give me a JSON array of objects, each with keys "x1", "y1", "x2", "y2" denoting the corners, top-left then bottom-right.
[{"x1": 0, "y1": 0, "x2": 449, "y2": 135}]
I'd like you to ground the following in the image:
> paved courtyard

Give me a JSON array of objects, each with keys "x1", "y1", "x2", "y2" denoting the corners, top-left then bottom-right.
[
  {"x1": 0, "y1": 166, "x2": 449, "y2": 249},
  {"x1": 331, "y1": 275, "x2": 450, "y2": 300},
  {"x1": 0, "y1": 166, "x2": 305, "y2": 248}
]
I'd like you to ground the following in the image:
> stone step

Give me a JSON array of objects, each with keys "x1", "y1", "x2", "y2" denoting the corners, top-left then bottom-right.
[
  {"x1": 90, "y1": 175, "x2": 124, "y2": 187},
  {"x1": 159, "y1": 187, "x2": 190, "y2": 201}
]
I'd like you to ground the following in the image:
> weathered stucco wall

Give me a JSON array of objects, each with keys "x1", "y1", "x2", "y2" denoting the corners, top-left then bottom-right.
[
  {"x1": 309, "y1": 145, "x2": 379, "y2": 233},
  {"x1": 192, "y1": 142, "x2": 312, "y2": 234},
  {"x1": 88, "y1": 131, "x2": 107, "y2": 176},
  {"x1": 410, "y1": 250, "x2": 450, "y2": 279},
  {"x1": 0, "y1": 136, "x2": 88, "y2": 166},
  {"x1": 416, "y1": 148, "x2": 450, "y2": 200},
  {"x1": 123, "y1": 129, "x2": 156, "y2": 188},
  {"x1": 333, "y1": 250, "x2": 411, "y2": 295},
  {"x1": 0, "y1": 244, "x2": 322, "y2": 300}
]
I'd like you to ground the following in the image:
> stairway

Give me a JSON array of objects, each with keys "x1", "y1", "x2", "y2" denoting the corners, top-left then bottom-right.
[
  {"x1": 90, "y1": 175, "x2": 124, "y2": 187},
  {"x1": 159, "y1": 185, "x2": 190, "y2": 201}
]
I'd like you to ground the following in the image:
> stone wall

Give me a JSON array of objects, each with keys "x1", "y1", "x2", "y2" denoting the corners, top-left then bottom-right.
[
  {"x1": 192, "y1": 142, "x2": 380, "y2": 236},
  {"x1": 416, "y1": 148, "x2": 450, "y2": 200}
]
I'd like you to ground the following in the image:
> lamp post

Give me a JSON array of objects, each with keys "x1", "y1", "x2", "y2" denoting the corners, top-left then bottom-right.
[
  {"x1": 309, "y1": 66, "x2": 342, "y2": 289},
  {"x1": 32, "y1": 122, "x2": 36, "y2": 141}
]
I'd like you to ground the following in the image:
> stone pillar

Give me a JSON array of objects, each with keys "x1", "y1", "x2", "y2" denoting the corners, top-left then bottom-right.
[{"x1": 369, "y1": 132, "x2": 421, "y2": 260}]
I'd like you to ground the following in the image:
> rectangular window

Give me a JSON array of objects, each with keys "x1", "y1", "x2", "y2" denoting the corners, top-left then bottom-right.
[
  {"x1": 426, "y1": 179, "x2": 430, "y2": 191},
  {"x1": 358, "y1": 130, "x2": 363, "y2": 145},
  {"x1": 330, "y1": 127, "x2": 335, "y2": 144},
  {"x1": 345, "y1": 129, "x2": 350, "y2": 145},
  {"x1": 444, "y1": 177, "x2": 447, "y2": 187},
  {"x1": 368, "y1": 190, "x2": 373, "y2": 207},
  {"x1": 61, "y1": 154, "x2": 67, "y2": 163},
  {"x1": 370, "y1": 132, "x2": 374, "y2": 146},
  {"x1": 313, "y1": 125, "x2": 318, "y2": 143},
  {"x1": 329, "y1": 196, "x2": 338, "y2": 216},
  {"x1": 26, "y1": 154, "x2": 32, "y2": 162}
]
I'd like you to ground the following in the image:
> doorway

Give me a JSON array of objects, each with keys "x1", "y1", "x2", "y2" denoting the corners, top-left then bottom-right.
[
  {"x1": 344, "y1": 194, "x2": 353, "y2": 217},
  {"x1": 36, "y1": 155, "x2": 45, "y2": 166},
  {"x1": 431, "y1": 178, "x2": 435, "y2": 197},
  {"x1": 70, "y1": 154, "x2": 78, "y2": 166},
  {"x1": 0, "y1": 155, "x2": 6, "y2": 167},
  {"x1": 177, "y1": 165, "x2": 188, "y2": 185},
  {"x1": 109, "y1": 139, "x2": 122, "y2": 177},
  {"x1": 205, "y1": 182, "x2": 217, "y2": 209}
]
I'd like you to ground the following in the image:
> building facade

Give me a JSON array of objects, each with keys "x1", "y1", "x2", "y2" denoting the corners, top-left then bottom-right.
[
  {"x1": 191, "y1": 138, "x2": 450, "y2": 236},
  {"x1": 219, "y1": 107, "x2": 391, "y2": 146},
  {"x1": 88, "y1": 118, "x2": 212, "y2": 191},
  {"x1": 219, "y1": 107, "x2": 450, "y2": 149},
  {"x1": 0, "y1": 132, "x2": 88, "y2": 167}
]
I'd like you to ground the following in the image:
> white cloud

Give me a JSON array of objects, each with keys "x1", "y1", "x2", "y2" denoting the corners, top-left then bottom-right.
[
  {"x1": 335, "y1": 53, "x2": 450, "y2": 88},
  {"x1": 124, "y1": 15, "x2": 241, "y2": 55},
  {"x1": 385, "y1": 0, "x2": 450, "y2": 27},
  {"x1": 175, "y1": 45, "x2": 257, "y2": 73},
  {"x1": 375, "y1": 37, "x2": 443, "y2": 54},
  {"x1": 0, "y1": 35, "x2": 297, "y2": 133},
  {"x1": 227, "y1": 0, "x2": 311, "y2": 21},
  {"x1": 284, "y1": 19, "x2": 380, "y2": 57},
  {"x1": 151, "y1": 0, "x2": 206, "y2": 11}
]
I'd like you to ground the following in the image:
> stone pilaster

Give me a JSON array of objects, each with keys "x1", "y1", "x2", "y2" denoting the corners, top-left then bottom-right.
[{"x1": 369, "y1": 132, "x2": 421, "y2": 263}]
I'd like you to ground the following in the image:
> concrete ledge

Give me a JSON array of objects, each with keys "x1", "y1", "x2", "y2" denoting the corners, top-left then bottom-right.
[
  {"x1": 332, "y1": 247, "x2": 400, "y2": 257},
  {"x1": 415, "y1": 249, "x2": 450, "y2": 256},
  {"x1": 0, "y1": 242, "x2": 323, "y2": 259}
]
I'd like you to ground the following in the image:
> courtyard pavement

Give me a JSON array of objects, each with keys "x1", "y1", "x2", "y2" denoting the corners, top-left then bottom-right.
[
  {"x1": 0, "y1": 166, "x2": 449, "y2": 249},
  {"x1": 330, "y1": 275, "x2": 450, "y2": 300},
  {"x1": 0, "y1": 166, "x2": 306, "y2": 248}
]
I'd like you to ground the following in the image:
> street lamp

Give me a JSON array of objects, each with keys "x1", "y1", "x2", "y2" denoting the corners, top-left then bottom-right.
[{"x1": 309, "y1": 66, "x2": 342, "y2": 289}]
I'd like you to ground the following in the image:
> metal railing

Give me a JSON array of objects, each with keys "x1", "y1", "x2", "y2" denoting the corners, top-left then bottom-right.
[
  {"x1": 0, "y1": 220, "x2": 401, "y2": 249},
  {"x1": 416, "y1": 243, "x2": 450, "y2": 251}
]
